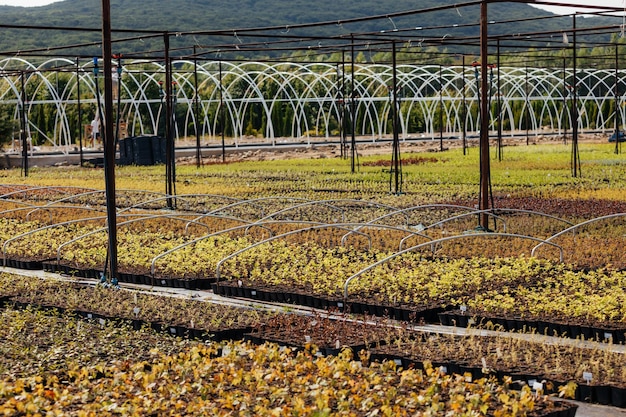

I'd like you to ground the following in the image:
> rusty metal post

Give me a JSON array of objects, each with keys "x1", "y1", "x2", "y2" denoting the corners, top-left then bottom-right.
[
  {"x1": 479, "y1": 0, "x2": 491, "y2": 229},
  {"x1": 101, "y1": 0, "x2": 117, "y2": 282}
]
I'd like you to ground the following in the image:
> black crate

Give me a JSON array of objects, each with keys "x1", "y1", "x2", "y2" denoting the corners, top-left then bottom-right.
[{"x1": 117, "y1": 136, "x2": 166, "y2": 166}]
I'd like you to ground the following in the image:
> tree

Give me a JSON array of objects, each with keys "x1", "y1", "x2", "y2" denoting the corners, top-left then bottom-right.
[{"x1": 0, "y1": 104, "x2": 19, "y2": 150}]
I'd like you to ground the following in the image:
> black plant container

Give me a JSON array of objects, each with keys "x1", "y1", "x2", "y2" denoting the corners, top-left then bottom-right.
[{"x1": 611, "y1": 386, "x2": 626, "y2": 408}]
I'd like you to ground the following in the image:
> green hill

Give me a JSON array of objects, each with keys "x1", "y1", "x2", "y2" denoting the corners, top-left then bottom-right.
[{"x1": 0, "y1": 0, "x2": 619, "y2": 59}]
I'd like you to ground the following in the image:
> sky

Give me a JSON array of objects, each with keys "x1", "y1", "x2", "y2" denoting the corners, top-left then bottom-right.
[
  {"x1": 528, "y1": 0, "x2": 626, "y2": 15},
  {"x1": 0, "y1": 0, "x2": 624, "y2": 15},
  {"x1": 0, "y1": 0, "x2": 62, "y2": 5}
]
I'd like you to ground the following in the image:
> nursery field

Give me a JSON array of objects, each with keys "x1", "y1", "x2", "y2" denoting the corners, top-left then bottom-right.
[{"x1": 0, "y1": 141, "x2": 625, "y2": 416}]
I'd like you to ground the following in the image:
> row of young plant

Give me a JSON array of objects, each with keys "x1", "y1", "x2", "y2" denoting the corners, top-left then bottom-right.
[
  {"x1": 2, "y1": 183, "x2": 626, "y2": 279},
  {"x1": 2, "y1": 142, "x2": 626, "y2": 204},
  {"x1": 0, "y1": 179, "x2": 626, "y2": 235},
  {"x1": 216, "y1": 240, "x2": 626, "y2": 336},
  {"x1": 0, "y1": 306, "x2": 200, "y2": 381},
  {"x1": 1, "y1": 197, "x2": 624, "y2": 278},
  {"x1": 0, "y1": 192, "x2": 624, "y2": 332},
  {"x1": 0, "y1": 212, "x2": 260, "y2": 286},
  {"x1": 0, "y1": 202, "x2": 423, "y2": 273},
  {"x1": 441, "y1": 265, "x2": 626, "y2": 340},
  {"x1": 2, "y1": 208, "x2": 626, "y2": 340},
  {"x1": 4, "y1": 185, "x2": 624, "y2": 233},
  {"x1": 0, "y1": 275, "x2": 583, "y2": 413},
  {"x1": 0, "y1": 305, "x2": 577, "y2": 416},
  {"x1": 250, "y1": 312, "x2": 626, "y2": 408},
  {"x1": 0, "y1": 273, "x2": 268, "y2": 338},
  {"x1": 3, "y1": 272, "x2": 626, "y2": 407}
]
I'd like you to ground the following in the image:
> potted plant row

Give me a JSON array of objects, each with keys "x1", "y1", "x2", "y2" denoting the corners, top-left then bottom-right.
[
  {"x1": 0, "y1": 308, "x2": 578, "y2": 417},
  {"x1": 0, "y1": 272, "x2": 269, "y2": 342}
]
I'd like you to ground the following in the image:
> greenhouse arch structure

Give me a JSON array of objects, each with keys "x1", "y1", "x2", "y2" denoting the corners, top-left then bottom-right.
[{"x1": 1, "y1": 57, "x2": 624, "y2": 152}]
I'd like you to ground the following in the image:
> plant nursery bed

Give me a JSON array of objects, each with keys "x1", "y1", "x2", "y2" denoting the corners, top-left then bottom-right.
[
  {"x1": 0, "y1": 306, "x2": 579, "y2": 417},
  {"x1": 244, "y1": 310, "x2": 391, "y2": 356},
  {"x1": 138, "y1": 275, "x2": 216, "y2": 289},
  {"x1": 439, "y1": 309, "x2": 626, "y2": 343},
  {"x1": 7, "y1": 296, "x2": 258, "y2": 343},
  {"x1": 5, "y1": 257, "x2": 45, "y2": 270},
  {"x1": 0, "y1": 273, "x2": 595, "y2": 414},
  {"x1": 370, "y1": 330, "x2": 626, "y2": 408},
  {"x1": 42, "y1": 262, "x2": 217, "y2": 290},
  {"x1": 0, "y1": 273, "x2": 269, "y2": 337},
  {"x1": 212, "y1": 280, "x2": 446, "y2": 323}
]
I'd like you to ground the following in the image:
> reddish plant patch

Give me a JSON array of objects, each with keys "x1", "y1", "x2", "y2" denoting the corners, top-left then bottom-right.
[{"x1": 363, "y1": 156, "x2": 440, "y2": 166}]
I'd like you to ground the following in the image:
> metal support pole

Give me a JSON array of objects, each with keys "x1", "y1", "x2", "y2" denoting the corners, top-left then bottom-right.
[
  {"x1": 20, "y1": 72, "x2": 28, "y2": 177},
  {"x1": 114, "y1": 55, "x2": 122, "y2": 148},
  {"x1": 479, "y1": 0, "x2": 491, "y2": 229},
  {"x1": 219, "y1": 61, "x2": 225, "y2": 163},
  {"x1": 164, "y1": 32, "x2": 175, "y2": 208},
  {"x1": 76, "y1": 58, "x2": 84, "y2": 167},
  {"x1": 439, "y1": 64, "x2": 444, "y2": 152},
  {"x1": 571, "y1": 15, "x2": 581, "y2": 177},
  {"x1": 616, "y1": 45, "x2": 621, "y2": 155},
  {"x1": 390, "y1": 40, "x2": 402, "y2": 194},
  {"x1": 496, "y1": 39, "x2": 502, "y2": 161},
  {"x1": 563, "y1": 56, "x2": 568, "y2": 145},
  {"x1": 341, "y1": 51, "x2": 347, "y2": 159},
  {"x1": 194, "y1": 46, "x2": 202, "y2": 167},
  {"x1": 462, "y1": 56, "x2": 467, "y2": 155},
  {"x1": 473, "y1": 61, "x2": 481, "y2": 139},
  {"x1": 350, "y1": 36, "x2": 357, "y2": 173},
  {"x1": 488, "y1": 64, "x2": 495, "y2": 137},
  {"x1": 336, "y1": 62, "x2": 344, "y2": 159},
  {"x1": 101, "y1": 0, "x2": 117, "y2": 283},
  {"x1": 172, "y1": 80, "x2": 177, "y2": 188},
  {"x1": 525, "y1": 65, "x2": 529, "y2": 146}
]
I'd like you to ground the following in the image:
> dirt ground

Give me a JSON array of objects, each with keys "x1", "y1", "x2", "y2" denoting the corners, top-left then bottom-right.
[
  {"x1": 181, "y1": 131, "x2": 612, "y2": 164},
  {"x1": 12, "y1": 131, "x2": 613, "y2": 167}
]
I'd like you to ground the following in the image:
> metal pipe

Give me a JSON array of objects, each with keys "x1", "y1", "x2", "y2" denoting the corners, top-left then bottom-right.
[
  {"x1": 76, "y1": 58, "x2": 83, "y2": 167},
  {"x1": 101, "y1": 0, "x2": 118, "y2": 282},
  {"x1": 20, "y1": 72, "x2": 28, "y2": 177},
  {"x1": 479, "y1": 0, "x2": 491, "y2": 229}
]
